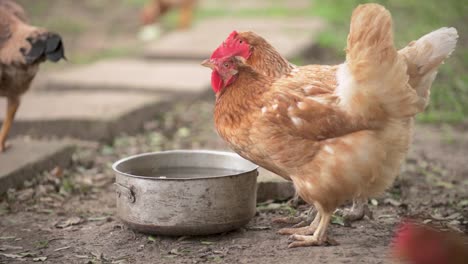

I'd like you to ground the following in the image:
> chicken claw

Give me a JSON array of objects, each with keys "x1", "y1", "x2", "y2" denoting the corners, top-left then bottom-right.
[
  {"x1": 278, "y1": 225, "x2": 316, "y2": 236},
  {"x1": 335, "y1": 199, "x2": 373, "y2": 225},
  {"x1": 285, "y1": 211, "x2": 337, "y2": 248},
  {"x1": 273, "y1": 207, "x2": 316, "y2": 227},
  {"x1": 277, "y1": 210, "x2": 320, "y2": 235},
  {"x1": 343, "y1": 204, "x2": 373, "y2": 223},
  {"x1": 288, "y1": 234, "x2": 338, "y2": 248}
]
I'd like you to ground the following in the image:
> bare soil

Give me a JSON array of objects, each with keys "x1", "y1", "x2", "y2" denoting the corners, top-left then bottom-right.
[{"x1": 1, "y1": 98, "x2": 467, "y2": 264}]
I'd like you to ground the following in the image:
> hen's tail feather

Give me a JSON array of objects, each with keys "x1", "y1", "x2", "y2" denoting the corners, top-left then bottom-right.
[
  {"x1": 341, "y1": 4, "x2": 422, "y2": 119},
  {"x1": 346, "y1": 4, "x2": 396, "y2": 82},
  {"x1": 399, "y1": 27, "x2": 458, "y2": 109}
]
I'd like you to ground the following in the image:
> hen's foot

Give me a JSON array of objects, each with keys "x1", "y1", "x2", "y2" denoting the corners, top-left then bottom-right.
[
  {"x1": 273, "y1": 207, "x2": 316, "y2": 227},
  {"x1": 286, "y1": 194, "x2": 305, "y2": 208},
  {"x1": 288, "y1": 234, "x2": 339, "y2": 248},
  {"x1": 335, "y1": 201, "x2": 373, "y2": 225},
  {"x1": 277, "y1": 225, "x2": 317, "y2": 236}
]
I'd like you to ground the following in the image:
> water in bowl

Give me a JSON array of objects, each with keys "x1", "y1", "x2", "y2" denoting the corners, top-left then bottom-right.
[{"x1": 127, "y1": 167, "x2": 244, "y2": 179}]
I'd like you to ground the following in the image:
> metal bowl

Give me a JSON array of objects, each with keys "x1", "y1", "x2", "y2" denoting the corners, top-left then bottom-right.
[{"x1": 112, "y1": 150, "x2": 258, "y2": 236}]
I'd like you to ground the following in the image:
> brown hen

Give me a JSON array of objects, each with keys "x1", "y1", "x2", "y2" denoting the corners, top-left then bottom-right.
[
  {"x1": 202, "y1": 4, "x2": 458, "y2": 247},
  {"x1": 211, "y1": 6, "x2": 461, "y2": 226}
]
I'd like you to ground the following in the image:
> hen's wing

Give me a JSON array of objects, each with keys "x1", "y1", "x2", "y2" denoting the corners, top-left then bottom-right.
[{"x1": 246, "y1": 72, "x2": 372, "y2": 171}]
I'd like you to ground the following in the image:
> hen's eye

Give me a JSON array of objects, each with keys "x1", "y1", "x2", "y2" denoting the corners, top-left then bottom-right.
[
  {"x1": 239, "y1": 40, "x2": 243, "y2": 43},
  {"x1": 224, "y1": 63, "x2": 229, "y2": 68}
]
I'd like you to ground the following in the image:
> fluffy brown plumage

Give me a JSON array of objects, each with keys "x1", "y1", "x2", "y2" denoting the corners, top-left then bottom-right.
[
  {"x1": 0, "y1": 0, "x2": 65, "y2": 152},
  {"x1": 232, "y1": 13, "x2": 458, "y2": 225},
  {"x1": 203, "y1": 4, "x2": 458, "y2": 247}
]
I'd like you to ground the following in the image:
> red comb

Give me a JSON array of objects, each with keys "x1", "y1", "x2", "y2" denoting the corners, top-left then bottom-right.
[
  {"x1": 210, "y1": 31, "x2": 249, "y2": 60},
  {"x1": 208, "y1": 31, "x2": 249, "y2": 93}
]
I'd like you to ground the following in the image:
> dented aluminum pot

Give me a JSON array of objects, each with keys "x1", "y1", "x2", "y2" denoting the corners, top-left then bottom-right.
[{"x1": 112, "y1": 150, "x2": 258, "y2": 236}]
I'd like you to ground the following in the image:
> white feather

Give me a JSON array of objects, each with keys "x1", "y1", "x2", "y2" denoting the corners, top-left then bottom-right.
[{"x1": 416, "y1": 27, "x2": 458, "y2": 62}]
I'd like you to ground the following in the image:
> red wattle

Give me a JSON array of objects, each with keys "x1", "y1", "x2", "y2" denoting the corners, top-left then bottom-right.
[{"x1": 211, "y1": 71, "x2": 222, "y2": 93}]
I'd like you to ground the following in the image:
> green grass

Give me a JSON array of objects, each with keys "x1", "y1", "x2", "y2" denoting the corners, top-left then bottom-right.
[{"x1": 310, "y1": 0, "x2": 468, "y2": 123}]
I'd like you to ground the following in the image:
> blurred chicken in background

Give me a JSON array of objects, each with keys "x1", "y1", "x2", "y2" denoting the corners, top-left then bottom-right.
[
  {"x1": 141, "y1": 0, "x2": 196, "y2": 28},
  {"x1": 0, "y1": 0, "x2": 65, "y2": 152},
  {"x1": 392, "y1": 220, "x2": 468, "y2": 264},
  {"x1": 139, "y1": 0, "x2": 197, "y2": 41}
]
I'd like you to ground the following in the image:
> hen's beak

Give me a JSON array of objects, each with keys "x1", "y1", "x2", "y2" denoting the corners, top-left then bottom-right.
[{"x1": 201, "y1": 59, "x2": 215, "y2": 69}]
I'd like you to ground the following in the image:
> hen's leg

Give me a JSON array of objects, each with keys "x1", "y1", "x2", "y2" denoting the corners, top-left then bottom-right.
[
  {"x1": 336, "y1": 198, "x2": 372, "y2": 224},
  {"x1": 178, "y1": 0, "x2": 195, "y2": 29},
  {"x1": 272, "y1": 193, "x2": 312, "y2": 226},
  {"x1": 288, "y1": 210, "x2": 338, "y2": 247},
  {"x1": 277, "y1": 210, "x2": 320, "y2": 235},
  {"x1": 287, "y1": 192, "x2": 303, "y2": 208},
  {"x1": 273, "y1": 206, "x2": 315, "y2": 227},
  {"x1": 0, "y1": 97, "x2": 20, "y2": 152},
  {"x1": 290, "y1": 206, "x2": 317, "y2": 228}
]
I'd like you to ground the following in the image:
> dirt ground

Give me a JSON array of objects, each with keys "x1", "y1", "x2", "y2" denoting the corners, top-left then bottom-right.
[
  {"x1": 1, "y1": 1, "x2": 467, "y2": 263},
  {"x1": 1, "y1": 97, "x2": 467, "y2": 264}
]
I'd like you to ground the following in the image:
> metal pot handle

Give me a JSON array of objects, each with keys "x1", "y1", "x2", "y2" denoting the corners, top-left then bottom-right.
[{"x1": 114, "y1": 183, "x2": 136, "y2": 203}]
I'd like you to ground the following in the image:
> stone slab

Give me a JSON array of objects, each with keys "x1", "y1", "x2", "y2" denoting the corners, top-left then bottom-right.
[
  {"x1": 0, "y1": 138, "x2": 74, "y2": 195},
  {"x1": 257, "y1": 168, "x2": 294, "y2": 202},
  {"x1": 144, "y1": 17, "x2": 325, "y2": 60},
  {"x1": 43, "y1": 59, "x2": 210, "y2": 94},
  {"x1": 0, "y1": 91, "x2": 172, "y2": 142}
]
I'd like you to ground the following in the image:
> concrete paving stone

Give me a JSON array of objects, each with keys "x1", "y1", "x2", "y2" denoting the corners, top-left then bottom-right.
[
  {"x1": 0, "y1": 91, "x2": 172, "y2": 141},
  {"x1": 257, "y1": 168, "x2": 294, "y2": 202},
  {"x1": 144, "y1": 17, "x2": 325, "y2": 60},
  {"x1": 0, "y1": 138, "x2": 74, "y2": 195},
  {"x1": 43, "y1": 59, "x2": 210, "y2": 94}
]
